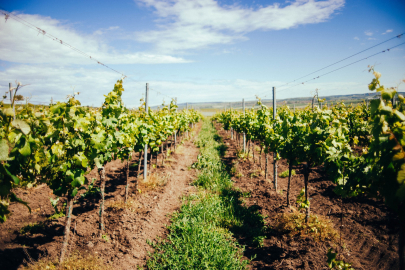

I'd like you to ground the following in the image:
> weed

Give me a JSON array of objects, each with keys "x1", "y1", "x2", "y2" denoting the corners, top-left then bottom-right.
[
  {"x1": 106, "y1": 197, "x2": 141, "y2": 213},
  {"x1": 327, "y1": 249, "x2": 354, "y2": 270},
  {"x1": 249, "y1": 170, "x2": 259, "y2": 178},
  {"x1": 175, "y1": 144, "x2": 185, "y2": 154},
  {"x1": 253, "y1": 235, "x2": 266, "y2": 247},
  {"x1": 273, "y1": 209, "x2": 339, "y2": 242},
  {"x1": 279, "y1": 169, "x2": 296, "y2": 178},
  {"x1": 23, "y1": 250, "x2": 110, "y2": 270},
  {"x1": 236, "y1": 150, "x2": 251, "y2": 160},
  {"x1": 296, "y1": 188, "x2": 310, "y2": 210},
  {"x1": 236, "y1": 172, "x2": 244, "y2": 178},
  {"x1": 19, "y1": 222, "x2": 45, "y2": 235},
  {"x1": 101, "y1": 234, "x2": 109, "y2": 242},
  {"x1": 48, "y1": 197, "x2": 65, "y2": 220},
  {"x1": 138, "y1": 172, "x2": 169, "y2": 192},
  {"x1": 230, "y1": 167, "x2": 237, "y2": 175}
]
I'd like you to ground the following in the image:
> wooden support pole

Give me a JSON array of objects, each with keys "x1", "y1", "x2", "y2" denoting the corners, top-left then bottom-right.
[
  {"x1": 273, "y1": 86, "x2": 277, "y2": 191},
  {"x1": 144, "y1": 83, "x2": 149, "y2": 181}
]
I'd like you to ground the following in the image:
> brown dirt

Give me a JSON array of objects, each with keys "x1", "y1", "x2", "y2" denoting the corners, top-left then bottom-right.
[
  {"x1": 215, "y1": 124, "x2": 400, "y2": 270},
  {"x1": 0, "y1": 124, "x2": 201, "y2": 270}
]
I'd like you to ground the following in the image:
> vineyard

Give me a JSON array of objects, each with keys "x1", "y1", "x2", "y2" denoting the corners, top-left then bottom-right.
[{"x1": 0, "y1": 71, "x2": 404, "y2": 269}]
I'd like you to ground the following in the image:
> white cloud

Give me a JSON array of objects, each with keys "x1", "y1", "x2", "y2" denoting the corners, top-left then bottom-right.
[
  {"x1": 354, "y1": 36, "x2": 359, "y2": 40},
  {"x1": 135, "y1": 0, "x2": 345, "y2": 53},
  {"x1": 382, "y1": 29, "x2": 393, "y2": 35},
  {"x1": 0, "y1": 12, "x2": 190, "y2": 64},
  {"x1": 368, "y1": 37, "x2": 376, "y2": 40},
  {"x1": 364, "y1": 30, "x2": 373, "y2": 36}
]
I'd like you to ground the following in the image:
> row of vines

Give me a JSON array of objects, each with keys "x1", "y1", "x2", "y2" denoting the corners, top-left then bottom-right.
[
  {"x1": 213, "y1": 69, "x2": 405, "y2": 268},
  {"x1": 0, "y1": 80, "x2": 202, "y2": 262}
]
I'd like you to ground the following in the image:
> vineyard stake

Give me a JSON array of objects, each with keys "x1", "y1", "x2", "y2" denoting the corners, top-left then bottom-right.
[
  {"x1": 98, "y1": 167, "x2": 106, "y2": 234},
  {"x1": 125, "y1": 157, "x2": 130, "y2": 203},
  {"x1": 230, "y1": 103, "x2": 233, "y2": 140},
  {"x1": 144, "y1": 83, "x2": 149, "y2": 182},
  {"x1": 287, "y1": 162, "x2": 292, "y2": 206},
  {"x1": 9, "y1": 83, "x2": 15, "y2": 121},
  {"x1": 303, "y1": 164, "x2": 310, "y2": 223},
  {"x1": 243, "y1": 98, "x2": 246, "y2": 153},
  {"x1": 60, "y1": 194, "x2": 74, "y2": 262},
  {"x1": 136, "y1": 151, "x2": 143, "y2": 193},
  {"x1": 273, "y1": 86, "x2": 278, "y2": 191},
  {"x1": 265, "y1": 150, "x2": 268, "y2": 180},
  {"x1": 174, "y1": 97, "x2": 177, "y2": 150}
]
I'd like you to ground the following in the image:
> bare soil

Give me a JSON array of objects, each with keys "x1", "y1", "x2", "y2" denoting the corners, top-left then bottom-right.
[
  {"x1": 215, "y1": 124, "x2": 400, "y2": 270},
  {"x1": 0, "y1": 124, "x2": 201, "y2": 270}
]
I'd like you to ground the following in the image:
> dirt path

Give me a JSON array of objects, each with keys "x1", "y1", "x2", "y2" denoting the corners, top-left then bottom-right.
[
  {"x1": 0, "y1": 124, "x2": 201, "y2": 270},
  {"x1": 215, "y1": 123, "x2": 400, "y2": 270}
]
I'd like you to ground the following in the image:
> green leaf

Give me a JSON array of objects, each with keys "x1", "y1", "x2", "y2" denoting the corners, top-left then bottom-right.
[
  {"x1": 394, "y1": 110, "x2": 405, "y2": 122},
  {"x1": 11, "y1": 119, "x2": 30, "y2": 135},
  {"x1": 3, "y1": 108, "x2": 14, "y2": 117},
  {"x1": 19, "y1": 138, "x2": 31, "y2": 157},
  {"x1": 71, "y1": 188, "x2": 78, "y2": 197},
  {"x1": 71, "y1": 175, "x2": 85, "y2": 188},
  {"x1": 94, "y1": 157, "x2": 103, "y2": 169},
  {"x1": 0, "y1": 164, "x2": 20, "y2": 185},
  {"x1": 0, "y1": 140, "x2": 9, "y2": 161},
  {"x1": 381, "y1": 88, "x2": 396, "y2": 100},
  {"x1": 380, "y1": 106, "x2": 392, "y2": 115},
  {"x1": 370, "y1": 99, "x2": 380, "y2": 116},
  {"x1": 397, "y1": 163, "x2": 405, "y2": 185}
]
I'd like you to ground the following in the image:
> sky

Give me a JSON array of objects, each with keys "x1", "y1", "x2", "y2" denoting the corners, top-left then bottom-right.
[{"x1": 0, "y1": 0, "x2": 404, "y2": 107}]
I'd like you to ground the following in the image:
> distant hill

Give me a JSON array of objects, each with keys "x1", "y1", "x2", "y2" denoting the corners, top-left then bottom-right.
[{"x1": 165, "y1": 92, "x2": 405, "y2": 112}]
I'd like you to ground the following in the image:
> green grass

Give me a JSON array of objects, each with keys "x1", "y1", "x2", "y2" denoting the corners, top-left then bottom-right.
[
  {"x1": 146, "y1": 119, "x2": 266, "y2": 269},
  {"x1": 279, "y1": 169, "x2": 296, "y2": 178},
  {"x1": 19, "y1": 222, "x2": 45, "y2": 235}
]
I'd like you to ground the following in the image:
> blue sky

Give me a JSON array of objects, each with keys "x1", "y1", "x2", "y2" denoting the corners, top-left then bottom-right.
[{"x1": 0, "y1": 0, "x2": 404, "y2": 107}]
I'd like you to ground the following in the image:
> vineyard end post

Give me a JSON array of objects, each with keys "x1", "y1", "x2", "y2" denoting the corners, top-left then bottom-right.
[
  {"x1": 144, "y1": 83, "x2": 149, "y2": 182},
  {"x1": 243, "y1": 98, "x2": 246, "y2": 153},
  {"x1": 273, "y1": 87, "x2": 277, "y2": 191}
]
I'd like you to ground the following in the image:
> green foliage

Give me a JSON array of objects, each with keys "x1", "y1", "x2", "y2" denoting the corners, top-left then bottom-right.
[
  {"x1": 79, "y1": 178, "x2": 100, "y2": 199},
  {"x1": 19, "y1": 222, "x2": 45, "y2": 235},
  {"x1": 280, "y1": 169, "x2": 296, "y2": 178},
  {"x1": 47, "y1": 197, "x2": 65, "y2": 220},
  {"x1": 327, "y1": 249, "x2": 355, "y2": 270},
  {"x1": 0, "y1": 80, "x2": 202, "y2": 223},
  {"x1": 296, "y1": 188, "x2": 310, "y2": 211}
]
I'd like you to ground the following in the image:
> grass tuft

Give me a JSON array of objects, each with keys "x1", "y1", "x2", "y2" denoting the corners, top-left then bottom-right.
[
  {"x1": 23, "y1": 251, "x2": 110, "y2": 270},
  {"x1": 273, "y1": 209, "x2": 339, "y2": 242},
  {"x1": 106, "y1": 197, "x2": 141, "y2": 213},
  {"x1": 19, "y1": 222, "x2": 46, "y2": 235},
  {"x1": 279, "y1": 169, "x2": 296, "y2": 178}
]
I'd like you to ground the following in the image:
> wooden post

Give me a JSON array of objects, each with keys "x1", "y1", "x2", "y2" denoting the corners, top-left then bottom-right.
[
  {"x1": 230, "y1": 102, "x2": 233, "y2": 140},
  {"x1": 304, "y1": 164, "x2": 310, "y2": 223},
  {"x1": 98, "y1": 167, "x2": 106, "y2": 233},
  {"x1": 273, "y1": 87, "x2": 277, "y2": 191},
  {"x1": 174, "y1": 97, "x2": 177, "y2": 150},
  {"x1": 144, "y1": 83, "x2": 149, "y2": 181},
  {"x1": 243, "y1": 98, "x2": 246, "y2": 153},
  {"x1": 9, "y1": 83, "x2": 15, "y2": 121},
  {"x1": 265, "y1": 151, "x2": 268, "y2": 180},
  {"x1": 136, "y1": 151, "x2": 143, "y2": 192}
]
